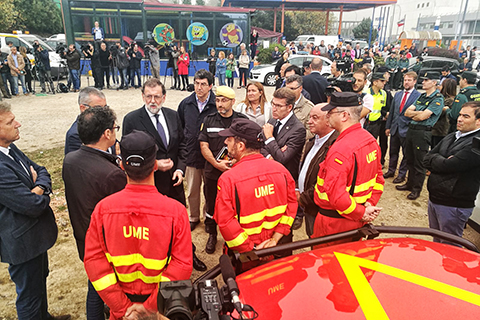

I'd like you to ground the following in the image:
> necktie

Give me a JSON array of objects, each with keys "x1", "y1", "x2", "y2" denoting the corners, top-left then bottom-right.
[
  {"x1": 273, "y1": 120, "x2": 281, "y2": 137},
  {"x1": 399, "y1": 91, "x2": 409, "y2": 113},
  {"x1": 154, "y1": 114, "x2": 168, "y2": 147}
]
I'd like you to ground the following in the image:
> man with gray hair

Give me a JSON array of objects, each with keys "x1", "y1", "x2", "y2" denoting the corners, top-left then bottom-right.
[
  {"x1": 302, "y1": 57, "x2": 328, "y2": 104},
  {"x1": 64, "y1": 87, "x2": 107, "y2": 155},
  {"x1": 285, "y1": 74, "x2": 314, "y2": 131},
  {"x1": 312, "y1": 92, "x2": 384, "y2": 245}
]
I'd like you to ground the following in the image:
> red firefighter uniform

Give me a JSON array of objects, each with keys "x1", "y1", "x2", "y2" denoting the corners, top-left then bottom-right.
[
  {"x1": 313, "y1": 123, "x2": 384, "y2": 239},
  {"x1": 214, "y1": 153, "x2": 297, "y2": 253},
  {"x1": 84, "y1": 184, "x2": 193, "y2": 320}
]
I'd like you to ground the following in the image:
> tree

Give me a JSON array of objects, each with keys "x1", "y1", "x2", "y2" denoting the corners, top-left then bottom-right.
[
  {"x1": 196, "y1": 0, "x2": 205, "y2": 5},
  {"x1": 13, "y1": 0, "x2": 62, "y2": 35},
  {"x1": 0, "y1": 0, "x2": 16, "y2": 32},
  {"x1": 252, "y1": 10, "x2": 298, "y2": 41},
  {"x1": 183, "y1": 0, "x2": 192, "y2": 4},
  {"x1": 286, "y1": 11, "x2": 336, "y2": 36},
  {"x1": 352, "y1": 18, "x2": 377, "y2": 41}
]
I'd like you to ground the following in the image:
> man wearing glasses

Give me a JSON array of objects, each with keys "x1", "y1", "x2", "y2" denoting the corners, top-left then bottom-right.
[
  {"x1": 312, "y1": 92, "x2": 384, "y2": 246},
  {"x1": 199, "y1": 86, "x2": 247, "y2": 254},
  {"x1": 64, "y1": 87, "x2": 107, "y2": 155},
  {"x1": 63, "y1": 106, "x2": 126, "y2": 319},
  {"x1": 122, "y1": 78, "x2": 207, "y2": 271}
]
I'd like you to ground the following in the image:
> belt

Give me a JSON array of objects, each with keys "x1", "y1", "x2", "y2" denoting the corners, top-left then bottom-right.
[
  {"x1": 318, "y1": 207, "x2": 343, "y2": 219},
  {"x1": 409, "y1": 124, "x2": 432, "y2": 131},
  {"x1": 126, "y1": 293, "x2": 150, "y2": 303}
]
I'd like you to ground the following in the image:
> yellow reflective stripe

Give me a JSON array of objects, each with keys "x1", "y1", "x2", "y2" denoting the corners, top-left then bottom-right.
[
  {"x1": 116, "y1": 270, "x2": 170, "y2": 284},
  {"x1": 353, "y1": 192, "x2": 373, "y2": 204},
  {"x1": 338, "y1": 196, "x2": 357, "y2": 215},
  {"x1": 346, "y1": 176, "x2": 377, "y2": 193},
  {"x1": 226, "y1": 231, "x2": 249, "y2": 248},
  {"x1": 91, "y1": 273, "x2": 117, "y2": 291},
  {"x1": 106, "y1": 253, "x2": 167, "y2": 270},
  {"x1": 315, "y1": 184, "x2": 329, "y2": 201},
  {"x1": 243, "y1": 217, "x2": 285, "y2": 235},
  {"x1": 279, "y1": 214, "x2": 294, "y2": 227},
  {"x1": 373, "y1": 183, "x2": 384, "y2": 191},
  {"x1": 317, "y1": 177, "x2": 324, "y2": 186},
  {"x1": 239, "y1": 204, "x2": 287, "y2": 224}
]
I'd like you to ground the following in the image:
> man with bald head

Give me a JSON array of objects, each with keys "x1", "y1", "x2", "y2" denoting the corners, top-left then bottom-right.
[
  {"x1": 302, "y1": 57, "x2": 328, "y2": 104},
  {"x1": 296, "y1": 103, "x2": 338, "y2": 236}
]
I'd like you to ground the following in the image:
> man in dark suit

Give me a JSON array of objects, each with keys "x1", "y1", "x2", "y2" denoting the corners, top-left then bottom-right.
[
  {"x1": 385, "y1": 71, "x2": 421, "y2": 184},
  {"x1": 0, "y1": 102, "x2": 69, "y2": 320},
  {"x1": 64, "y1": 87, "x2": 108, "y2": 155},
  {"x1": 297, "y1": 103, "x2": 338, "y2": 237},
  {"x1": 261, "y1": 87, "x2": 306, "y2": 181},
  {"x1": 122, "y1": 78, "x2": 206, "y2": 271},
  {"x1": 302, "y1": 57, "x2": 328, "y2": 105}
]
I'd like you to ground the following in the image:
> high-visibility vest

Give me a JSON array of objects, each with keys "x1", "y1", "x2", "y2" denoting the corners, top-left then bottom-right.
[{"x1": 368, "y1": 88, "x2": 386, "y2": 122}]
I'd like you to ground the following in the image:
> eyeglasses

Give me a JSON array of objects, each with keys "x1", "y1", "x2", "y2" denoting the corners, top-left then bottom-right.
[
  {"x1": 194, "y1": 81, "x2": 210, "y2": 87},
  {"x1": 110, "y1": 125, "x2": 120, "y2": 132},
  {"x1": 144, "y1": 95, "x2": 163, "y2": 101},
  {"x1": 271, "y1": 101, "x2": 289, "y2": 109}
]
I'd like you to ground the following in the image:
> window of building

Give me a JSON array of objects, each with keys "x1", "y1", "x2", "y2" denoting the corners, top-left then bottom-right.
[
  {"x1": 426, "y1": 2, "x2": 429, "y2": 7},
  {"x1": 417, "y1": 4, "x2": 420, "y2": 8},
  {"x1": 422, "y1": 3, "x2": 425, "y2": 8}
]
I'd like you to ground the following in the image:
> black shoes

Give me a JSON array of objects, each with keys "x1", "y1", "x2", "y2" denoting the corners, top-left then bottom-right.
[
  {"x1": 407, "y1": 191, "x2": 420, "y2": 200},
  {"x1": 396, "y1": 184, "x2": 412, "y2": 191},
  {"x1": 193, "y1": 252, "x2": 207, "y2": 271},
  {"x1": 190, "y1": 221, "x2": 199, "y2": 232},
  {"x1": 383, "y1": 171, "x2": 395, "y2": 179},
  {"x1": 392, "y1": 176, "x2": 405, "y2": 184},
  {"x1": 291, "y1": 216, "x2": 303, "y2": 230},
  {"x1": 205, "y1": 234, "x2": 217, "y2": 254}
]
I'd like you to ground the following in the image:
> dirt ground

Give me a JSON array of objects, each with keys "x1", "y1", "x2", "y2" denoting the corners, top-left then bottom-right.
[{"x1": 0, "y1": 76, "x2": 479, "y2": 319}]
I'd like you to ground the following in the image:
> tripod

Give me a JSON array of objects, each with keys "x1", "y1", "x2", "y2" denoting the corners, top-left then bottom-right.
[{"x1": 142, "y1": 59, "x2": 150, "y2": 84}]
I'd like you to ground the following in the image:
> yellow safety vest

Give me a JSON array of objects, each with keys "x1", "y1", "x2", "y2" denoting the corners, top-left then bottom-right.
[{"x1": 368, "y1": 88, "x2": 386, "y2": 122}]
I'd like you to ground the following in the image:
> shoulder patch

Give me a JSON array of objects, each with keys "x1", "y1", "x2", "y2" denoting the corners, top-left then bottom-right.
[
  {"x1": 455, "y1": 100, "x2": 460, "y2": 103},
  {"x1": 334, "y1": 158, "x2": 343, "y2": 165},
  {"x1": 436, "y1": 102, "x2": 440, "y2": 105}
]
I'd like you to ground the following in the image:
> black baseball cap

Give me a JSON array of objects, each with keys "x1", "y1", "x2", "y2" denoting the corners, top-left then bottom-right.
[
  {"x1": 419, "y1": 71, "x2": 440, "y2": 81},
  {"x1": 460, "y1": 71, "x2": 477, "y2": 83},
  {"x1": 120, "y1": 130, "x2": 158, "y2": 168},
  {"x1": 371, "y1": 73, "x2": 386, "y2": 81},
  {"x1": 321, "y1": 92, "x2": 363, "y2": 111},
  {"x1": 218, "y1": 118, "x2": 264, "y2": 143}
]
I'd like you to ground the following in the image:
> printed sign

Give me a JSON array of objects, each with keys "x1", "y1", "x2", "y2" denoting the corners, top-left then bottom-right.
[
  {"x1": 219, "y1": 23, "x2": 243, "y2": 48},
  {"x1": 153, "y1": 23, "x2": 175, "y2": 45},
  {"x1": 186, "y1": 22, "x2": 209, "y2": 46}
]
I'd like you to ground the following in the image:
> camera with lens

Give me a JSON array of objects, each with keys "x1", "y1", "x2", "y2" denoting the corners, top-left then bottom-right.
[
  {"x1": 33, "y1": 41, "x2": 41, "y2": 52},
  {"x1": 109, "y1": 44, "x2": 119, "y2": 57},
  {"x1": 56, "y1": 43, "x2": 68, "y2": 56},
  {"x1": 326, "y1": 73, "x2": 356, "y2": 96}
]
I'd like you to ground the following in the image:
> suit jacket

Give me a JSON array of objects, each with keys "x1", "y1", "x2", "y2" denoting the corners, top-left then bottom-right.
[
  {"x1": 302, "y1": 71, "x2": 328, "y2": 105},
  {"x1": 0, "y1": 144, "x2": 57, "y2": 265},
  {"x1": 64, "y1": 117, "x2": 117, "y2": 156},
  {"x1": 261, "y1": 114, "x2": 306, "y2": 180},
  {"x1": 298, "y1": 131, "x2": 338, "y2": 217},
  {"x1": 386, "y1": 89, "x2": 421, "y2": 138},
  {"x1": 122, "y1": 106, "x2": 187, "y2": 204}
]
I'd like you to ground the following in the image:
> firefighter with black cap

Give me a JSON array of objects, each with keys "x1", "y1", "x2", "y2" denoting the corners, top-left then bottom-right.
[
  {"x1": 312, "y1": 92, "x2": 384, "y2": 245},
  {"x1": 397, "y1": 71, "x2": 445, "y2": 200},
  {"x1": 214, "y1": 118, "x2": 297, "y2": 254}
]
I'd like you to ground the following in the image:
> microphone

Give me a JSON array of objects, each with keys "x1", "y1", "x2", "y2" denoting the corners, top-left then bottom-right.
[{"x1": 219, "y1": 255, "x2": 243, "y2": 315}]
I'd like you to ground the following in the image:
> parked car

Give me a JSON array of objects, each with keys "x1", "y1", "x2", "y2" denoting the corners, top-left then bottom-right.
[
  {"x1": 408, "y1": 56, "x2": 463, "y2": 89},
  {"x1": 249, "y1": 54, "x2": 332, "y2": 86},
  {"x1": 0, "y1": 33, "x2": 68, "y2": 79},
  {"x1": 292, "y1": 35, "x2": 339, "y2": 48}
]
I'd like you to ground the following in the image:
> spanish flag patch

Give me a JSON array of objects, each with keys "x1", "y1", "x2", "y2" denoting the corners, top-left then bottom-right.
[
  {"x1": 436, "y1": 102, "x2": 440, "y2": 105},
  {"x1": 335, "y1": 158, "x2": 343, "y2": 165}
]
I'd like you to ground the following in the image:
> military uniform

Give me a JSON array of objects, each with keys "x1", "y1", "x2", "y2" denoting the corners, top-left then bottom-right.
[
  {"x1": 394, "y1": 57, "x2": 409, "y2": 89},
  {"x1": 447, "y1": 85, "x2": 480, "y2": 133},
  {"x1": 404, "y1": 89, "x2": 444, "y2": 195}
]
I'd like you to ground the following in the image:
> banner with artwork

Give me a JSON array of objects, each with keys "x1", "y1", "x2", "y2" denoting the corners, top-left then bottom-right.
[
  {"x1": 186, "y1": 22, "x2": 209, "y2": 46},
  {"x1": 153, "y1": 23, "x2": 175, "y2": 45},
  {"x1": 219, "y1": 23, "x2": 243, "y2": 48}
]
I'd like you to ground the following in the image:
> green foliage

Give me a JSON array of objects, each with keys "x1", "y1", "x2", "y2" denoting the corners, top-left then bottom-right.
[
  {"x1": 0, "y1": 0, "x2": 16, "y2": 32},
  {"x1": 10, "y1": 0, "x2": 63, "y2": 35},
  {"x1": 286, "y1": 11, "x2": 336, "y2": 36},
  {"x1": 196, "y1": 0, "x2": 205, "y2": 5},
  {"x1": 427, "y1": 47, "x2": 461, "y2": 61},
  {"x1": 352, "y1": 18, "x2": 377, "y2": 41},
  {"x1": 257, "y1": 43, "x2": 285, "y2": 64},
  {"x1": 183, "y1": 0, "x2": 192, "y2": 4},
  {"x1": 252, "y1": 10, "x2": 298, "y2": 40}
]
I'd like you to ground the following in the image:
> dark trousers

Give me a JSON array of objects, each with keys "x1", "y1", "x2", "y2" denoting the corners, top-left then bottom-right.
[
  {"x1": 388, "y1": 132, "x2": 408, "y2": 178},
  {"x1": 204, "y1": 177, "x2": 218, "y2": 236},
  {"x1": 227, "y1": 76, "x2": 234, "y2": 87},
  {"x1": 379, "y1": 120, "x2": 388, "y2": 165},
  {"x1": 130, "y1": 68, "x2": 141, "y2": 88},
  {"x1": 405, "y1": 127, "x2": 431, "y2": 194},
  {"x1": 366, "y1": 120, "x2": 381, "y2": 139},
  {"x1": 8, "y1": 252, "x2": 50, "y2": 320},
  {"x1": 87, "y1": 280, "x2": 105, "y2": 320},
  {"x1": 2, "y1": 72, "x2": 14, "y2": 95},
  {"x1": 238, "y1": 68, "x2": 248, "y2": 87},
  {"x1": 172, "y1": 68, "x2": 180, "y2": 88},
  {"x1": 181, "y1": 74, "x2": 189, "y2": 89},
  {"x1": 0, "y1": 73, "x2": 10, "y2": 97},
  {"x1": 101, "y1": 66, "x2": 110, "y2": 87}
]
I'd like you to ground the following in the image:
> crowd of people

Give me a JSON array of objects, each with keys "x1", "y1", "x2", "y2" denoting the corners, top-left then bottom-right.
[{"x1": 1, "y1": 29, "x2": 480, "y2": 319}]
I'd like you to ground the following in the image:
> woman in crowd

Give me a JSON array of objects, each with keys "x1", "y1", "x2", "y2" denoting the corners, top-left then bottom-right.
[
  {"x1": 206, "y1": 49, "x2": 217, "y2": 85},
  {"x1": 226, "y1": 52, "x2": 236, "y2": 88},
  {"x1": 216, "y1": 51, "x2": 227, "y2": 86},
  {"x1": 312, "y1": 46, "x2": 321, "y2": 56},
  {"x1": 238, "y1": 49, "x2": 250, "y2": 88},
  {"x1": 432, "y1": 78, "x2": 456, "y2": 147},
  {"x1": 236, "y1": 82, "x2": 271, "y2": 126},
  {"x1": 19, "y1": 46, "x2": 32, "y2": 94},
  {"x1": 177, "y1": 46, "x2": 190, "y2": 91}
]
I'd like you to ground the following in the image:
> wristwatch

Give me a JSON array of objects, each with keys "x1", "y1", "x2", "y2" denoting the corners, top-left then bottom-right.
[{"x1": 37, "y1": 185, "x2": 51, "y2": 195}]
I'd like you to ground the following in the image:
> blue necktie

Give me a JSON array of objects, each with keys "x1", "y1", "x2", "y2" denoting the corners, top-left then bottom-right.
[{"x1": 154, "y1": 114, "x2": 168, "y2": 147}]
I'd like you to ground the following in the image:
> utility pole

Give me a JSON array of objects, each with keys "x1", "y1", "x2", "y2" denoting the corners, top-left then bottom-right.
[{"x1": 457, "y1": 0, "x2": 469, "y2": 50}]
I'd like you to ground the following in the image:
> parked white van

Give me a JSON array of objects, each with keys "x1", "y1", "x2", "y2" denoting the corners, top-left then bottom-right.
[{"x1": 293, "y1": 35, "x2": 339, "y2": 47}]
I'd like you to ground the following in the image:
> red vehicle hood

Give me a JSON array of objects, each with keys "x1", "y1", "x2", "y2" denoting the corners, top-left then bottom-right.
[{"x1": 236, "y1": 238, "x2": 480, "y2": 319}]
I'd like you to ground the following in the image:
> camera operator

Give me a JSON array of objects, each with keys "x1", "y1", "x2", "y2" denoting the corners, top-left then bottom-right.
[
  {"x1": 64, "y1": 44, "x2": 81, "y2": 92},
  {"x1": 34, "y1": 41, "x2": 55, "y2": 94},
  {"x1": 113, "y1": 42, "x2": 129, "y2": 90},
  {"x1": 99, "y1": 42, "x2": 111, "y2": 89},
  {"x1": 145, "y1": 40, "x2": 160, "y2": 79},
  {"x1": 109, "y1": 42, "x2": 120, "y2": 88},
  {"x1": 167, "y1": 45, "x2": 180, "y2": 90}
]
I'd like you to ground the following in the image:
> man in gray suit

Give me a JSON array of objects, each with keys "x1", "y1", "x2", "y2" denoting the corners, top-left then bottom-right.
[
  {"x1": 0, "y1": 102, "x2": 69, "y2": 320},
  {"x1": 261, "y1": 87, "x2": 306, "y2": 181},
  {"x1": 385, "y1": 71, "x2": 421, "y2": 184}
]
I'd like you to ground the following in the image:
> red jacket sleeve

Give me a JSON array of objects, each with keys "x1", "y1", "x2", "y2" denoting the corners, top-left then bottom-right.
[{"x1": 273, "y1": 173, "x2": 297, "y2": 235}]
